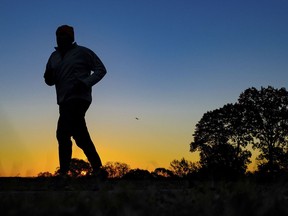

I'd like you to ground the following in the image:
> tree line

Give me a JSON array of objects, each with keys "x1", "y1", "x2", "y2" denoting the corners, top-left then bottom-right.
[
  {"x1": 38, "y1": 86, "x2": 288, "y2": 180},
  {"x1": 37, "y1": 157, "x2": 198, "y2": 179}
]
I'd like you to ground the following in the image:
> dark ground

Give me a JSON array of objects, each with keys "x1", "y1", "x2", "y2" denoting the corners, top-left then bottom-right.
[{"x1": 1, "y1": 177, "x2": 288, "y2": 216}]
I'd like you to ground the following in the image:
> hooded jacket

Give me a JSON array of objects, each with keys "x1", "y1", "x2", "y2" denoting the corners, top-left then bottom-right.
[{"x1": 44, "y1": 43, "x2": 106, "y2": 105}]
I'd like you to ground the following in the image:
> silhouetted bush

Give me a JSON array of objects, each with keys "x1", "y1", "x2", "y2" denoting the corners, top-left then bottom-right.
[{"x1": 122, "y1": 168, "x2": 153, "y2": 180}]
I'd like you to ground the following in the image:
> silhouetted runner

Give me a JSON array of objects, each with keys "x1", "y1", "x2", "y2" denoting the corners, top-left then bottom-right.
[{"x1": 44, "y1": 25, "x2": 107, "y2": 180}]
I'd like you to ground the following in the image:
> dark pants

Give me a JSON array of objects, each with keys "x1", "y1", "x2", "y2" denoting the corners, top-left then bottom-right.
[{"x1": 56, "y1": 99, "x2": 102, "y2": 174}]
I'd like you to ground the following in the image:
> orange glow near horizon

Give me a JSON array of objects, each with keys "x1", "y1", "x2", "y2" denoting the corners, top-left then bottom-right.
[
  {"x1": 0, "y1": 112, "x2": 258, "y2": 177},
  {"x1": 0, "y1": 138, "x2": 258, "y2": 177}
]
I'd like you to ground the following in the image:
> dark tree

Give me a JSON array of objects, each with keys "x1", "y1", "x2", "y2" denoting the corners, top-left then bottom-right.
[
  {"x1": 152, "y1": 167, "x2": 175, "y2": 178},
  {"x1": 169, "y1": 158, "x2": 200, "y2": 177},
  {"x1": 54, "y1": 158, "x2": 92, "y2": 177},
  {"x1": 190, "y1": 103, "x2": 252, "y2": 177},
  {"x1": 122, "y1": 168, "x2": 153, "y2": 180},
  {"x1": 238, "y1": 86, "x2": 288, "y2": 172},
  {"x1": 103, "y1": 161, "x2": 130, "y2": 178}
]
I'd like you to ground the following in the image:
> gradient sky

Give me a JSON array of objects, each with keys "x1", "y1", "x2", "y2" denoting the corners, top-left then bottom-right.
[{"x1": 0, "y1": 0, "x2": 287, "y2": 176}]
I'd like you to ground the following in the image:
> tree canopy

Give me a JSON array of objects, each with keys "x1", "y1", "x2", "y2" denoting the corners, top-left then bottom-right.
[
  {"x1": 238, "y1": 86, "x2": 288, "y2": 172},
  {"x1": 190, "y1": 86, "x2": 288, "y2": 174}
]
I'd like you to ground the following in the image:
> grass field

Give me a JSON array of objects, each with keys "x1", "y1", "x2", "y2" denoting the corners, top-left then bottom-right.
[{"x1": 1, "y1": 177, "x2": 288, "y2": 216}]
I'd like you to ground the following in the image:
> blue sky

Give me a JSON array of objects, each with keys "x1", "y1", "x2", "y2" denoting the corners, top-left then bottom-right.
[{"x1": 0, "y1": 0, "x2": 287, "y2": 176}]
